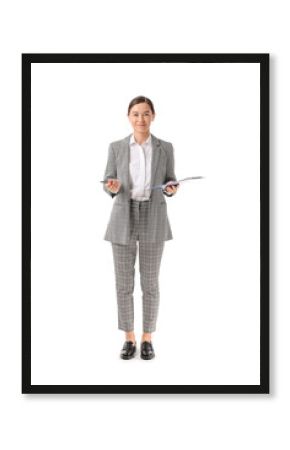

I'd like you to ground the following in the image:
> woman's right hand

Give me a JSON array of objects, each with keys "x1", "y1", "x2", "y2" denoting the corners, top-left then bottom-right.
[{"x1": 105, "y1": 178, "x2": 121, "y2": 194}]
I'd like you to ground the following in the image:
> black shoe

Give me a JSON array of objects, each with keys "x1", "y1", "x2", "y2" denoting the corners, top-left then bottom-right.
[
  {"x1": 120, "y1": 341, "x2": 136, "y2": 360},
  {"x1": 140, "y1": 341, "x2": 155, "y2": 360}
]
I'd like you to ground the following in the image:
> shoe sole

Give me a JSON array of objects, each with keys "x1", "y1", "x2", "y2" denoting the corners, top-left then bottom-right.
[
  {"x1": 140, "y1": 353, "x2": 155, "y2": 360},
  {"x1": 120, "y1": 351, "x2": 136, "y2": 360}
]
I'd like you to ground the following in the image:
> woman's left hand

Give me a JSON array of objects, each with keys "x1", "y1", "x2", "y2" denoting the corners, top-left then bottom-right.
[{"x1": 165, "y1": 183, "x2": 179, "y2": 195}]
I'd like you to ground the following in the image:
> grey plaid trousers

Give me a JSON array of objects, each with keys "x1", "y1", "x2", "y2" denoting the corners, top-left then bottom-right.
[{"x1": 111, "y1": 199, "x2": 165, "y2": 333}]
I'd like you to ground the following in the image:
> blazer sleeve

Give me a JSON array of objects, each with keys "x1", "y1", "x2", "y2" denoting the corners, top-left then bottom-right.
[
  {"x1": 162, "y1": 143, "x2": 177, "y2": 197},
  {"x1": 103, "y1": 143, "x2": 119, "y2": 199}
]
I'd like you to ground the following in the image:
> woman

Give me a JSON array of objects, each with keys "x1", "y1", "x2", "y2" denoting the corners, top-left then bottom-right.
[{"x1": 103, "y1": 95, "x2": 179, "y2": 360}]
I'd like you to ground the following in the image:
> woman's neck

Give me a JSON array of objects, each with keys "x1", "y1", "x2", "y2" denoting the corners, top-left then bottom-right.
[{"x1": 133, "y1": 131, "x2": 150, "y2": 145}]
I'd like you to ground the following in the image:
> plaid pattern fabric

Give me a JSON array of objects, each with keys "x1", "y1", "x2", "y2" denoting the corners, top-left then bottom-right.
[
  {"x1": 103, "y1": 133, "x2": 177, "y2": 244},
  {"x1": 112, "y1": 200, "x2": 164, "y2": 333}
]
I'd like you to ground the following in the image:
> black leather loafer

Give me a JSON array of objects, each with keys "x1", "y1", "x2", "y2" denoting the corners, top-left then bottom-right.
[
  {"x1": 120, "y1": 341, "x2": 136, "y2": 360},
  {"x1": 140, "y1": 341, "x2": 155, "y2": 360}
]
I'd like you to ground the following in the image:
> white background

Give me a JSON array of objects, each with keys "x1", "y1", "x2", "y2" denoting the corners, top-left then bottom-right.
[
  {"x1": 31, "y1": 62, "x2": 260, "y2": 385},
  {"x1": 0, "y1": 0, "x2": 286, "y2": 448}
]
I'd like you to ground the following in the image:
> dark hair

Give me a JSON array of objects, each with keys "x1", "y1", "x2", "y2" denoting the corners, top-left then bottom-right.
[{"x1": 127, "y1": 96, "x2": 155, "y2": 115}]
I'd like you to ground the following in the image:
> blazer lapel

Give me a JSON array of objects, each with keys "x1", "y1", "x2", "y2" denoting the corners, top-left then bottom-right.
[
  {"x1": 150, "y1": 133, "x2": 161, "y2": 187},
  {"x1": 121, "y1": 135, "x2": 131, "y2": 196}
]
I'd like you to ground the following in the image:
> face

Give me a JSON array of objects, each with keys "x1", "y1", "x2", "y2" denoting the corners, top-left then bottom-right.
[{"x1": 128, "y1": 102, "x2": 155, "y2": 135}]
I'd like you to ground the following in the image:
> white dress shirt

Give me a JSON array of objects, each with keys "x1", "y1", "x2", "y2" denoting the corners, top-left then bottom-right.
[{"x1": 129, "y1": 133, "x2": 152, "y2": 201}]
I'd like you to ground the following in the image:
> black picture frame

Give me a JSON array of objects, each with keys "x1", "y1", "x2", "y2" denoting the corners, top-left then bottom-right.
[{"x1": 22, "y1": 53, "x2": 269, "y2": 394}]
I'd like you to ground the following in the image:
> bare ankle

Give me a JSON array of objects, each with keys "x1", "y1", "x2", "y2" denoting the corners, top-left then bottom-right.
[
  {"x1": 142, "y1": 333, "x2": 152, "y2": 342},
  {"x1": 125, "y1": 331, "x2": 136, "y2": 343}
]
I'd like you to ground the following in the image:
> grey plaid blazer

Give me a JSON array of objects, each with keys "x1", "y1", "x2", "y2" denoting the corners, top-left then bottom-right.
[{"x1": 103, "y1": 133, "x2": 177, "y2": 245}]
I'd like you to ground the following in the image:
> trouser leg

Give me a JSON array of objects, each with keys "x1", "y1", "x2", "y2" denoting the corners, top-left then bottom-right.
[
  {"x1": 139, "y1": 241, "x2": 165, "y2": 333},
  {"x1": 111, "y1": 240, "x2": 137, "y2": 332}
]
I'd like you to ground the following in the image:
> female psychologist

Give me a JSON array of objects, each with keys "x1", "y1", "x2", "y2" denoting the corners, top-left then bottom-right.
[{"x1": 103, "y1": 95, "x2": 179, "y2": 360}]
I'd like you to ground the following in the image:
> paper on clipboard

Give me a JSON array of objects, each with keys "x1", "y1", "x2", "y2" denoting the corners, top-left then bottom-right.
[{"x1": 151, "y1": 176, "x2": 204, "y2": 190}]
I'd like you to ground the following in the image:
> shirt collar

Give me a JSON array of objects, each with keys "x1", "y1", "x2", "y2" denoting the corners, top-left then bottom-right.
[{"x1": 130, "y1": 133, "x2": 152, "y2": 146}]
